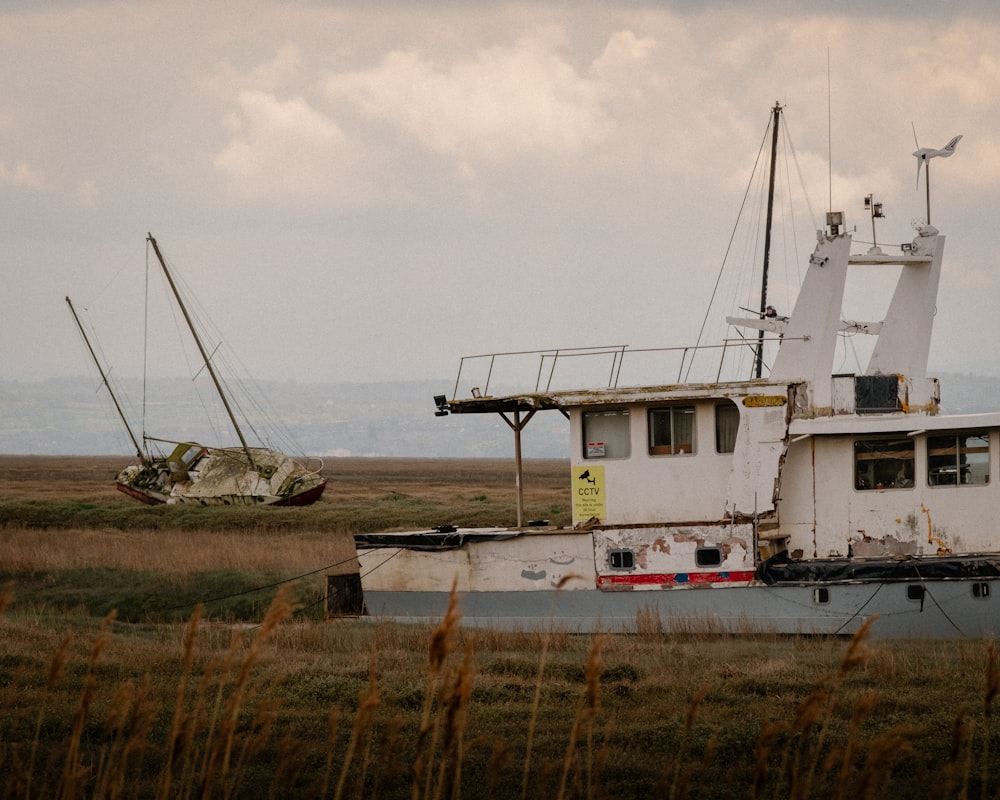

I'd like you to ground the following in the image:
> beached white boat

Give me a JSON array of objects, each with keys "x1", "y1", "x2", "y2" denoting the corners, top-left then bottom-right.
[
  {"x1": 342, "y1": 107, "x2": 997, "y2": 637},
  {"x1": 67, "y1": 235, "x2": 326, "y2": 506}
]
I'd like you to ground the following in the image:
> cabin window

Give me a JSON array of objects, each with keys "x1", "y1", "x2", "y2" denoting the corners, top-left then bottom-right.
[
  {"x1": 927, "y1": 432, "x2": 990, "y2": 486},
  {"x1": 906, "y1": 584, "x2": 925, "y2": 602},
  {"x1": 715, "y1": 402, "x2": 739, "y2": 454},
  {"x1": 583, "y1": 410, "x2": 630, "y2": 459},
  {"x1": 973, "y1": 582, "x2": 991, "y2": 599},
  {"x1": 608, "y1": 549, "x2": 635, "y2": 570},
  {"x1": 695, "y1": 546, "x2": 722, "y2": 568},
  {"x1": 854, "y1": 438, "x2": 914, "y2": 491},
  {"x1": 855, "y1": 374, "x2": 901, "y2": 414},
  {"x1": 648, "y1": 406, "x2": 695, "y2": 456},
  {"x1": 813, "y1": 587, "x2": 830, "y2": 604}
]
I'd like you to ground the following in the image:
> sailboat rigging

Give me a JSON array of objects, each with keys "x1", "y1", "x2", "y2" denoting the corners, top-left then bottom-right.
[
  {"x1": 68, "y1": 235, "x2": 327, "y2": 506},
  {"x1": 66, "y1": 295, "x2": 143, "y2": 459},
  {"x1": 754, "y1": 102, "x2": 782, "y2": 379},
  {"x1": 146, "y1": 234, "x2": 256, "y2": 469}
]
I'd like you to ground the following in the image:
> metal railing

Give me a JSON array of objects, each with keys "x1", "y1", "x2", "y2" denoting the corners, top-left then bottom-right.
[{"x1": 450, "y1": 335, "x2": 792, "y2": 400}]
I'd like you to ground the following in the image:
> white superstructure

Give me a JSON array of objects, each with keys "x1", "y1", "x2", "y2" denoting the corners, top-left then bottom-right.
[{"x1": 343, "y1": 119, "x2": 1000, "y2": 638}]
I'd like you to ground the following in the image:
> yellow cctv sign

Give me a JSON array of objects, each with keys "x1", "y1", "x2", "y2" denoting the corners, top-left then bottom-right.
[{"x1": 572, "y1": 465, "x2": 606, "y2": 522}]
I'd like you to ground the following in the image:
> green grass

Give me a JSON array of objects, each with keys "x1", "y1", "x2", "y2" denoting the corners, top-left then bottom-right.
[
  {"x1": 0, "y1": 567, "x2": 327, "y2": 623},
  {"x1": 0, "y1": 492, "x2": 571, "y2": 533}
]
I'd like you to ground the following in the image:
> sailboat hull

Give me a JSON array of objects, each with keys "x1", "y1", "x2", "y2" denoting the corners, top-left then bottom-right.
[{"x1": 115, "y1": 445, "x2": 326, "y2": 506}]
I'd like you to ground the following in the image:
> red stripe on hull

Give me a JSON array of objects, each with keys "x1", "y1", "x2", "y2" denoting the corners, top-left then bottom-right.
[{"x1": 598, "y1": 571, "x2": 755, "y2": 587}]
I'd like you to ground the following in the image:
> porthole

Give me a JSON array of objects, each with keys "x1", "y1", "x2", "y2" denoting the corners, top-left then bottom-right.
[
  {"x1": 813, "y1": 587, "x2": 830, "y2": 605},
  {"x1": 906, "y1": 584, "x2": 925, "y2": 602},
  {"x1": 695, "y1": 546, "x2": 723, "y2": 568},
  {"x1": 608, "y1": 549, "x2": 635, "y2": 570},
  {"x1": 973, "y1": 582, "x2": 991, "y2": 599}
]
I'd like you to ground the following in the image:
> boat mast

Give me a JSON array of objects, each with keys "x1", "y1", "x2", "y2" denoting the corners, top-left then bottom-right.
[
  {"x1": 146, "y1": 233, "x2": 256, "y2": 467},
  {"x1": 66, "y1": 296, "x2": 144, "y2": 459},
  {"x1": 754, "y1": 102, "x2": 782, "y2": 380}
]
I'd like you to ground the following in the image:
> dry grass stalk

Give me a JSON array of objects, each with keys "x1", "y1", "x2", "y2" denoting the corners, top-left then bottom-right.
[
  {"x1": 25, "y1": 630, "x2": 73, "y2": 798},
  {"x1": 556, "y1": 634, "x2": 605, "y2": 800},
  {"x1": 430, "y1": 639, "x2": 476, "y2": 800},
  {"x1": 938, "y1": 704, "x2": 974, "y2": 798},
  {"x1": 57, "y1": 610, "x2": 116, "y2": 800},
  {"x1": 412, "y1": 583, "x2": 462, "y2": 800},
  {"x1": 751, "y1": 721, "x2": 789, "y2": 800},
  {"x1": 663, "y1": 684, "x2": 710, "y2": 800},
  {"x1": 829, "y1": 691, "x2": 880, "y2": 800},
  {"x1": 204, "y1": 585, "x2": 295, "y2": 796},
  {"x1": 0, "y1": 581, "x2": 13, "y2": 615},
  {"x1": 851, "y1": 723, "x2": 921, "y2": 800},
  {"x1": 334, "y1": 657, "x2": 381, "y2": 800},
  {"x1": 319, "y1": 707, "x2": 343, "y2": 799},
  {"x1": 519, "y1": 574, "x2": 580, "y2": 800},
  {"x1": 92, "y1": 675, "x2": 158, "y2": 799},
  {"x1": 792, "y1": 618, "x2": 875, "y2": 800},
  {"x1": 156, "y1": 604, "x2": 204, "y2": 800},
  {"x1": 982, "y1": 642, "x2": 999, "y2": 800}
]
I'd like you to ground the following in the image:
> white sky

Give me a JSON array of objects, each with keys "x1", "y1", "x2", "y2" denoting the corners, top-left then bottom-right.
[{"x1": 6, "y1": 0, "x2": 1000, "y2": 391}]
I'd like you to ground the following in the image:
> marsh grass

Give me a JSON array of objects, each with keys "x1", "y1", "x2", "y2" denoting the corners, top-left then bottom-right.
[
  {"x1": 4, "y1": 592, "x2": 1000, "y2": 800},
  {"x1": 4, "y1": 456, "x2": 1000, "y2": 797},
  {"x1": 0, "y1": 456, "x2": 572, "y2": 534}
]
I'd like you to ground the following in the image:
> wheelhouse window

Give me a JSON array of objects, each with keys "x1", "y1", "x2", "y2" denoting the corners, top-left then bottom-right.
[
  {"x1": 583, "y1": 410, "x2": 631, "y2": 459},
  {"x1": 854, "y1": 438, "x2": 914, "y2": 491},
  {"x1": 927, "y1": 432, "x2": 990, "y2": 486},
  {"x1": 715, "y1": 402, "x2": 739, "y2": 454},
  {"x1": 648, "y1": 406, "x2": 695, "y2": 456}
]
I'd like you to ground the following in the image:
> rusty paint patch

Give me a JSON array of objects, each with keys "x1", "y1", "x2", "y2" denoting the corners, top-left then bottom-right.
[
  {"x1": 672, "y1": 530, "x2": 706, "y2": 546},
  {"x1": 921, "y1": 504, "x2": 952, "y2": 554},
  {"x1": 850, "y1": 532, "x2": 918, "y2": 557}
]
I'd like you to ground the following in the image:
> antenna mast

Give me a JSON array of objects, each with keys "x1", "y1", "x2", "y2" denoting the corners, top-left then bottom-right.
[
  {"x1": 754, "y1": 102, "x2": 782, "y2": 379},
  {"x1": 146, "y1": 233, "x2": 256, "y2": 467},
  {"x1": 66, "y1": 296, "x2": 144, "y2": 459}
]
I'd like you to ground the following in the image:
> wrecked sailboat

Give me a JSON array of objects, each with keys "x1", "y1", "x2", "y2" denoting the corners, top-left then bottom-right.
[
  {"x1": 342, "y1": 107, "x2": 1000, "y2": 638},
  {"x1": 67, "y1": 235, "x2": 325, "y2": 506}
]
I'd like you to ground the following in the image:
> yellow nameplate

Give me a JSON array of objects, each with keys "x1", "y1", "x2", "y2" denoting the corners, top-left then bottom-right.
[{"x1": 743, "y1": 395, "x2": 787, "y2": 407}]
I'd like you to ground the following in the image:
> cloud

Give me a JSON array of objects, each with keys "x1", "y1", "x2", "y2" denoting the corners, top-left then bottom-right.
[
  {"x1": 323, "y1": 34, "x2": 614, "y2": 168},
  {"x1": 211, "y1": 27, "x2": 663, "y2": 200},
  {"x1": 6, "y1": 0, "x2": 1000, "y2": 393},
  {"x1": 212, "y1": 89, "x2": 391, "y2": 203},
  {"x1": 0, "y1": 161, "x2": 46, "y2": 191}
]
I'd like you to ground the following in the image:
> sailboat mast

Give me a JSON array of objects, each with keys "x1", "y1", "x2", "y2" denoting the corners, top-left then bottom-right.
[
  {"x1": 146, "y1": 233, "x2": 256, "y2": 467},
  {"x1": 754, "y1": 102, "x2": 782, "y2": 380},
  {"x1": 65, "y1": 296, "x2": 144, "y2": 459}
]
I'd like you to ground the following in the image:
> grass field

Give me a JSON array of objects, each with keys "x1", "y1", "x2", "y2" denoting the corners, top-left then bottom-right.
[{"x1": 2, "y1": 455, "x2": 1000, "y2": 798}]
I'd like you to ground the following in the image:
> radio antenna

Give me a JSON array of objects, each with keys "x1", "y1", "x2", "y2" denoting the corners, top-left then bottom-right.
[{"x1": 827, "y1": 48, "x2": 832, "y2": 211}]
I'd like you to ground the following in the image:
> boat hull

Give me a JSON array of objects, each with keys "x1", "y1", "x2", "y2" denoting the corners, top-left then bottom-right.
[
  {"x1": 352, "y1": 528, "x2": 1000, "y2": 638},
  {"x1": 357, "y1": 579, "x2": 1000, "y2": 638}
]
